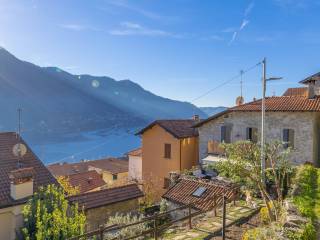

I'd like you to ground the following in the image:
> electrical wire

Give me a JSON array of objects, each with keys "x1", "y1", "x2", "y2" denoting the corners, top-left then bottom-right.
[{"x1": 190, "y1": 62, "x2": 261, "y2": 103}]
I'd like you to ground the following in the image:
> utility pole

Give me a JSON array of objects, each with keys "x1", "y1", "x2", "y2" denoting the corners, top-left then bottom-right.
[
  {"x1": 260, "y1": 59, "x2": 282, "y2": 184},
  {"x1": 261, "y1": 58, "x2": 266, "y2": 184}
]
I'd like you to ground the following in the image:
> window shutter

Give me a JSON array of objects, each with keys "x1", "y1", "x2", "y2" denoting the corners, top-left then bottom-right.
[
  {"x1": 246, "y1": 127, "x2": 250, "y2": 140},
  {"x1": 283, "y1": 129, "x2": 289, "y2": 148},
  {"x1": 164, "y1": 144, "x2": 171, "y2": 159},
  {"x1": 221, "y1": 126, "x2": 226, "y2": 142},
  {"x1": 252, "y1": 128, "x2": 258, "y2": 143},
  {"x1": 289, "y1": 129, "x2": 294, "y2": 148},
  {"x1": 226, "y1": 126, "x2": 231, "y2": 143}
]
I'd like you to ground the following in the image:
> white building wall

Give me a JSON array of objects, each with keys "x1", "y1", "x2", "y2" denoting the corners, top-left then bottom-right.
[
  {"x1": 198, "y1": 111, "x2": 318, "y2": 166},
  {"x1": 128, "y1": 155, "x2": 142, "y2": 181}
]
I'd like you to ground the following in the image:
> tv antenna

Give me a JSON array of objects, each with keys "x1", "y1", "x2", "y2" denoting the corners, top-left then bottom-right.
[
  {"x1": 236, "y1": 70, "x2": 244, "y2": 106},
  {"x1": 13, "y1": 108, "x2": 27, "y2": 167}
]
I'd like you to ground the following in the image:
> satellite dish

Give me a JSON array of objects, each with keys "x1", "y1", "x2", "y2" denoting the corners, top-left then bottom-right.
[
  {"x1": 13, "y1": 143, "x2": 27, "y2": 157},
  {"x1": 236, "y1": 96, "x2": 244, "y2": 106}
]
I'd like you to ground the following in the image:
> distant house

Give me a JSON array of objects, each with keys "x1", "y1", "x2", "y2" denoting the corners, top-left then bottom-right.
[
  {"x1": 65, "y1": 170, "x2": 107, "y2": 194},
  {"x1": 0, "y1": 132, "x2": 57, "y2": 240},
  {"x1": 194, "y1": 72, "x2": 320, "y2": 166},
  {"x1": 136, "y1": 117, "x2": 200, "y2": 197},
  {"x1": 68, "y1": 184, "x2": 143, "y2": 231},
  {"x1": 48, "y1": 157, "x2": 129, "y2": 187},
  {"x1": 127, "y1": 148, "x2": 142, "y2": 181}
]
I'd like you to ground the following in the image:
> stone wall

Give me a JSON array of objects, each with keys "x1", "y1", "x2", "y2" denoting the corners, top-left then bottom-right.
[
  {"x1": 85, "y1": 198, "x2": 140, "y2": 231},
  {"x1": 198, "y1": 111, "x2": 318, "y2": 165}
]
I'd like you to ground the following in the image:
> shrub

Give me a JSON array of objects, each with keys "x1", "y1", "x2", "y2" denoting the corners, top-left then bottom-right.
[
  {"x1": 292, "y1": 164, "x2": 318, "y2": 220},
  {"x1": 285, "y1": 221, "x2": 316, "y2": 240},
  {"x1": 260, "y1": 207, "x2": 270, "y2": 225},
  {"x1": 21, "y1": 184, "x2": 86, "y2": 240},
  {"x1": 105, "y1": 213, "x2": 149, "y2": 239}
]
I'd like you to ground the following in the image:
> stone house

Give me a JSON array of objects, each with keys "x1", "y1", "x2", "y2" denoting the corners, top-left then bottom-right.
[
  {"x1": 48, "y1": 157, "x2": 129, "y2": 187},
  {"x1": 0, "y1": 132, "x2": 57, "y2": 240},
  {"x1": 136, "y1": 117, "x2": 200, "y2": 198},
  {"x1": 194, "y1": 72, "x2": 320, "y2": 166},
  {"x1": 68, "y1": 183, "x2": 143, "y2": 231}
]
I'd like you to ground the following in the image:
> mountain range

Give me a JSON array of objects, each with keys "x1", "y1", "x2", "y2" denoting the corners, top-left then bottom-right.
[{"x1": 0, "y1": 48, "x2": 224, "y2": 143}]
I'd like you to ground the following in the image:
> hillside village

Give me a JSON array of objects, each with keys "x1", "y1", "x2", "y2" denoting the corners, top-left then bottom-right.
[{"x1": 1, "y1": 71, "x2": 320, "y2": 239}]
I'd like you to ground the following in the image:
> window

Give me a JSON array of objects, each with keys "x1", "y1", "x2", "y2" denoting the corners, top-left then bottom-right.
[
  {"x1": 221, "y1": 125, "x2": 231, "y2": 143},
  {"x1": 192, "y1": 187, "x2": 207, "y2": 197},
  {"x1": 112, "y1": 174, "x2": 118, "y2": 181},
  {"x1": 246, "y1": 127, "x2": 258, "y2": 143},
  {"x1": 283, "y1": 129, "x2": 294, "y2": 149},
  {"x1": 164, "y1": 143, "x2": 171, "y2": 159},
  {"x1": 163, "y1": 177, "x2": 170, "y2": 189}
]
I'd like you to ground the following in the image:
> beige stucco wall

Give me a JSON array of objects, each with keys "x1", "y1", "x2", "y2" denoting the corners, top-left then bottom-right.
[
  {"x1": 0, "y1": 205, "x2": 24, "y2": 240},
  {"x1": 142, "y1": 124, "x2": 181, "y2": 190},
  {"x1": 84, "y1": 198, "x2": 140, "y2": 231},
  {"x1": 141, "y1": 124, "x2": 199, "y2": 198},
  {"x1": 181, "y1": 137, "x2": 199, "y2": 171},
  {"x1": 128, "y1": 155, "x2": 142, "y2": 181},
  {"x1": 102, "y1": 171, "x2": 128, "y2": 187},
  {"x1": 198, "y1": 111, "x2": 319, "y2": 166}
]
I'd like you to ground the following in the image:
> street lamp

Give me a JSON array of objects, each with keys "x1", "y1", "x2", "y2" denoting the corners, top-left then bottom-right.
[{"x1": 261, "y1": 58, "x2": 282, "y2": 184}]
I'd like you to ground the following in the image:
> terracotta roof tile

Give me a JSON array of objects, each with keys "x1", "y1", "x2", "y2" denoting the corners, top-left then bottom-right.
[
  {"x1": 137, "y1": 120, "x2": 199, "y2": 139},
  {"x1": 230, "y1": 96, "x2": 320, "y2": 112},
  {"x1": 127, "y1": 148, "x2": 142, "y2": 157},
  {"x1": 66, "y1": 170, "x2": 106, "y2": 194},
  {"x1": 47, "y1": 158, "x2": 128, "y2": 177},
  {"x1": 163, "y1": 178, "x2": 238, "y2": 211},
  {"x1": 68, "y1": 184, "x2": 143, "y2": 210},
  {"x1": 0, "y1": 132, "x2": 57, "y2": 209},
  {"x1": 282, "y1": 87, "x2": 308, "y2": 97}
]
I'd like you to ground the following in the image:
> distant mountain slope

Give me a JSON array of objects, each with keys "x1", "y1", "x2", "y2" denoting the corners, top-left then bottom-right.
[
  {"x1": 200, "y1": 107, "x2": 227, "y2": 116},
  {"x1": 0, "y1": 48, "x2": 206, "y2": 142}
]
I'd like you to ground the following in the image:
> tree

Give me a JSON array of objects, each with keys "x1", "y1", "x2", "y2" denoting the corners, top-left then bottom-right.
[
  {"x1": 57, "y1": 176, "x2": 80, "y2": 196},
  {"x1": 214, "y1": 141, "x2": 292, "y2": 221},
  {"x1": 21, "y1": 184, "x2": 86, "y2": 240}
]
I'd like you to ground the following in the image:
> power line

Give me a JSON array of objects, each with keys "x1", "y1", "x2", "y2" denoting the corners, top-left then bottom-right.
[{"x1": 190, "y1": 62, "x2": 261, "y2": 103}]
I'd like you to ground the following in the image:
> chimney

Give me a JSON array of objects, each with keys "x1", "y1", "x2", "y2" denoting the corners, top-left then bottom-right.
[
  {"x1": 192, "y1": 115, "x2": 200, "y2": 122},
  {"x1": 169, "y1": 171, "x2": 180, "y2": 187},
  {"x1": 306, "y1": 80, "x2": 320, "y2": 99},
  {"x1": 9, "y1": 167, "x2": 34, "y2": 200},
  {"x1": 300, "y1": 74, "x2": 320, "y2": 99}
]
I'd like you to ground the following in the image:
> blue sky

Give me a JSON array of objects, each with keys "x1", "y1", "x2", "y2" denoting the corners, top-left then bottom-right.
[{"x1": 1, "y1": 0, "x2": 320, "y2": 107}]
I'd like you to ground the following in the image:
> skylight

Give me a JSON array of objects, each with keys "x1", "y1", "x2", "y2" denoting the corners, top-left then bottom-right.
[{"x1": 192, "y1": 187, "x2": 207, "y2": 197}]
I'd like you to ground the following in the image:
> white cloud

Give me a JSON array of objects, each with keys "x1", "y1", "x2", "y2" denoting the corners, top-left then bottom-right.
[
  {"x1": 244, "y1": 2, "x2": 255, "y2": 16},
  {"x1": 228, "y1": 2, "x2": 253, "y2": 45},
  {"x1": 109, "y1": 22, "x2": 180, "y2": 37},
  {"x1": 240, "y1": 19, "x2": 250, "y2": 30},
  {"x1": 229, "y1": 32, "x2": 238, "y2": 45},
  {"x1": 59, "y1": 24, "x2": 99, "y2": 31},
  {"x1": 209, "y1": 35, "x2": 224, "y2": 41},
  {"x1": 104, "y1": 0, "x2": 173, "y2": 21}
]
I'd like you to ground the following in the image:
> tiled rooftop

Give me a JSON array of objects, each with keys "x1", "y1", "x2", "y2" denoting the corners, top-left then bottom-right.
[
  {"x1": 230, "y1": 96, "x2": 320, "y2": 112},
  {"x1": 127, "y1": 147, "x2": 142, "y2": 157},
  {"x1": 66, "y1": 170, "x2": 106, "y2": 194},
  {"x1": 282, "y1": 87, "x2": 308, "y2": 97},
  {"x1": 163, "y1": 178, "x2": 238, "y2": 211},
  {"x1": 47, "y1": 158, "x2": 128, "y2": 177},
  {"x1": 0, "y1": 132, "x2": 57, "y2": 209},
  {"x1": 68, "y1": 183, "x2": 143, "y2": 210},
  {"x1": 137, "y1": 120, "x2": 199, "y2": 139}
]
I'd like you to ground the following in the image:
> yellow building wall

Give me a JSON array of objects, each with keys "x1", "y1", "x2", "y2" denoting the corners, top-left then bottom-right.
[
  {"x1": 181, "y1": 137, "x2": 199, "y2": 171},
  {"x1": 0, "y1": 205, "x2": 24, "y2": 240},
  {"x1": 102, "y1": 171, "x2": 128, "y2": 187}
]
